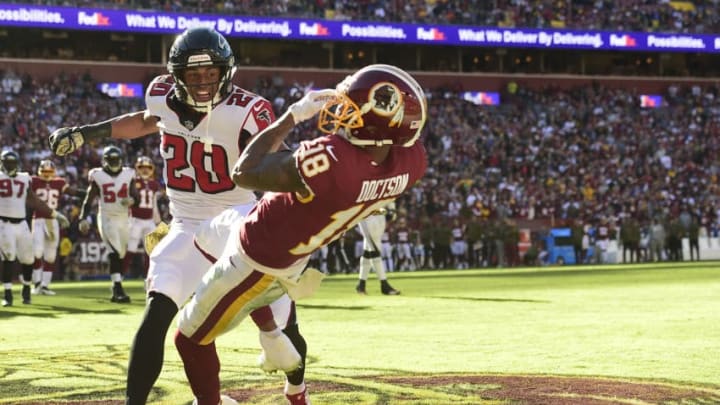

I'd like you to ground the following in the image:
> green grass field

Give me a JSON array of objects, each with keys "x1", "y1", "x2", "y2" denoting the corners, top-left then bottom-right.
[{"x1": 2, "y1": 262, "x2": 720, "y2": 404}]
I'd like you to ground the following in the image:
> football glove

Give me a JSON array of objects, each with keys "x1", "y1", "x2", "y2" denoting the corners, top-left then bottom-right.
[
  {"x1": 288, "y1": 89, "x2": 338, "y2": 123},
  {"x1": 78, "y1": 219, "x2": 91, "y2": 234},
  {"x1": 49, "y1": 127, "x2": 85, "y2": 156},
  {"x1": 120, "y1": 197, "x2": 135, "y2": 207},
  {"x1": 144, "y1": 221, "x2": 169, "y2": 255},
  {"x1": 53, "y1": 211, "x2": 70, "y2": 229}
]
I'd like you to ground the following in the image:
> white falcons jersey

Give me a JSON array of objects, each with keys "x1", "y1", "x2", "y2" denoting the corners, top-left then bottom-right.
[
  {"x1": 144, "y1": 75, "x2": 276, "y2": 221},
  {"x1": 0, "y1": 171, "x2": 31, "y2": 219},
  {"x1": 89, "y1": 167, "x2": 135, "y2": 217}
]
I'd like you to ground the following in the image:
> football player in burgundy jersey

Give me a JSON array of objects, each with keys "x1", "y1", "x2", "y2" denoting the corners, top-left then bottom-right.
[
  {"x1": 30, "y1": 159, "x2": 70, "y2": 295},
  {"x1": 1, "y1": 151, "x2": 69, "y2": 307},
  {"x1": 173, "y1": 64, "x2": 428, "y2": 405},
  {"x1": 49, "y1": 27, "x2": 309, "y2": 405},
  {"x1": 126, "y1": 156, "x2": 163, "y2": 278}
]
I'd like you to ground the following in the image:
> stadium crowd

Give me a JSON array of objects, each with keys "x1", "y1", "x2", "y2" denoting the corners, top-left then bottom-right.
[
  {"x1": 7, "y1": 0, "x2": 720, "y2": 34},
  {"x1": 1, "y1": 67, "x2": 718, "y2": 275}
]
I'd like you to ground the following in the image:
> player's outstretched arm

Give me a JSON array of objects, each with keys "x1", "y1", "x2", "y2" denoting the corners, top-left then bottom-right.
[
  {"x1": 232, "y1": 89, "x2": 336, "y2": 194},
  {"x1": 49, "y1": 110, "x2": 159, "y2": 156}
]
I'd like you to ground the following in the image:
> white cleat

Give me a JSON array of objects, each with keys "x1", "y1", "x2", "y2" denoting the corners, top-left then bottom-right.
[
  {"x1": 258, "y1": 333, "x2": 302, "y2": 373},
  {"x1": 39, "y1": 287, "x2": 57, "y2": 296}
]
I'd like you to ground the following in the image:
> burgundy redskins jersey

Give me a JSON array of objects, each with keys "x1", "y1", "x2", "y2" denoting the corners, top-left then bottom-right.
[
  {"x1": 31, "y1": 176, "x2": 67, "y2": 219},
  {"x1": 145, "y1": 74, "x2": 275, "y2": 220},
  {"x1": 131, "y1": 177, "x2": 161, "y2": 220},
  {"x1": 240, "y1": 135, "x2": 427, "y2": 269}
]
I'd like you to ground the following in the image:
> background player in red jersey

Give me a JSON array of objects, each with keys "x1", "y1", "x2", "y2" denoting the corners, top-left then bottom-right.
[
  {"x1": 30, "y1": 159, "x2": 70, "y2": 295},
  {"x1": 173, "y1": 64, "x2": 428, "y2": 405},
  {"x1": 126, "y1": 156, "x2": 163, "y2": 278},
  {"x1": 1, "y1": 151, "x2": 69, "y2": 306}
]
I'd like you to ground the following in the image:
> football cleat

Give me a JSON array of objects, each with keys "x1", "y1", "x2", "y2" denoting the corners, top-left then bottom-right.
[
  {"x1": 111, "y1": 285, "x2": 131, "y2": 303},
  {"x1": 257, "y1": 350, "x2": 279, "y2": 374},
  {"x1": 355, "y1": 280, "x2": 367, "y2": 295},
  {"x1": 39, "y1": 286, "x2": 56, "y2": 296},
  {"x1": 381, "y1": 280, "x2": 400, "y2": 295},
  {"x1": 2, "y1": 290, "x2": 13, "y2": 307},
  {"x1": 285, "y1": 387, "x2": 311, "y2": 405},
  {"x1": 258, "y1": 332, "x2": 302, "y2": 373},
  {"x1": 22, "y1": 285, "x2": 31, "y2": 304}
]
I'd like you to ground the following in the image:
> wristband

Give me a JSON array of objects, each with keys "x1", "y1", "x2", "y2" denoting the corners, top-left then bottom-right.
[{"x1": 79, "y1": 121, "x2": 112, "y2": 141}]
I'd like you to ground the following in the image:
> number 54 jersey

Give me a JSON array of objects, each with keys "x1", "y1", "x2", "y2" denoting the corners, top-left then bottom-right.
[{"x1": 144, "y1": 75, "x2": 276, "y2": 221}]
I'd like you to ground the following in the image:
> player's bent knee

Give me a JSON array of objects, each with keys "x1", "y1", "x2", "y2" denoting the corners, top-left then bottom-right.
[{"x1": 363, "y1": 250, "x2": 380, "y2": 259}]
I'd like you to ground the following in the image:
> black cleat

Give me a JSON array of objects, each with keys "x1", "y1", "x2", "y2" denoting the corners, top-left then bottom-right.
[
  {"x1": 2, "y1": 290, "x2": 13, "y2": 307},
  {"x1": 111, "y1": 294, "x2": 131, "y2": 303},
  {"x1": 355, "y1": 280, "x2": 367, "y2": 295},
  {"x1": 381, "y1": 280, "x2": 401, "y2": 296},
  {"x1": 22, "y1": 285, "x2": 31, "y2": 304},
  {"x1": 110, "y1": 285, "x2": 131, "y2": 303}
]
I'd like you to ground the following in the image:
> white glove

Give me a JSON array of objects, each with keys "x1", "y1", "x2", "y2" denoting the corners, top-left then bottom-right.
[
  {"x1": 78, "y1": 219, "x2": 91, "y2": 234},
  {"x1": 120, "y1": 197, "x2": 135, "y2": 207},
  {"x1": 288, "y1": 89, "x2": 338, "y2": 123},
  {"x1": 53, "y1": 211, "x2": 70, "y2": 229},
  {"x1": 49, "y1": 126, "x2": 85, "y2": 156}
]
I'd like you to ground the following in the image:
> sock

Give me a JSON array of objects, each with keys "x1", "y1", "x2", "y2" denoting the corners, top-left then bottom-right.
[
  {"x1": 283, "y1": 323, "x2": 307, "y2": 386},
  {"x1": 285, "y1": 381, "x2": 306, "y2": 396},
  {"x1": 42, "y1": 271, "x2": 53, "y2": 288},
  {"x1": 21, "y1": 264, "x2": 33, "y2": 285},
  {"x1": 174, "y1": 330, "x2": 220, "y2": 405},
  {"x1": 125, "y1": 293, "x2": 178, "y2": 405},
  {"x1": 32, "y1": 267, "x2": 42, "y2": 285},
  {"x1": 371, "y1": 257, "x2": 386, "y2": 279},
  {"x1": 359, "y1": 256, "x2": 372, "y2": 280}
]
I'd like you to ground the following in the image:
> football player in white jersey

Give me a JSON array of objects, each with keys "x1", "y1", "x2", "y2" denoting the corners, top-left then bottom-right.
[
  {"x1": 1, "y1": 150, "x2": 69, "y2": 306},
  {"x1": 49, "y1": 27, "x2": 308, "y2": 405},
  {"x1": 355, "y1": 201, "x2": 401, "y2": 295},
  {"x1": 78, "y1": 145, "x2": 137, "y2": 303}
]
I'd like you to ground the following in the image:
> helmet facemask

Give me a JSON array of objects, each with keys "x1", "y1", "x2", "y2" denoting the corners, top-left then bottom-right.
[
  {"x1": 0, "y1": 151, "x2": 19, "y2": 177},
  {"x1": 317, "y1": 64, "x2": 427, "y2": 148},
  {"x1": 135, "y1": 156, "x2": 154, "y2": 180},
  {"x1": 171, "y1": 62, "x2": 235, "y2": 112},
  {"x1": 38, "y1": 160, "x2": 56, "y2": 180},
  {"x1": 167, "y1": 27, "x2": 236, "y2": 112},
  {"x1": 102, "y1": 147, "x2": 123, "y2": 175}
]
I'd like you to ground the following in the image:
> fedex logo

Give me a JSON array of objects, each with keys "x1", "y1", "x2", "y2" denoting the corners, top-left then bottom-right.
[
  {"x1": 78, "y1": 11, "x2": 110, "y2": 26},
  {"x1": 299, "y1": 22, "x2": 330, "y2": 36},
  {"x1": 417, "y1": 27, "x2": 446, "y2": 41},
  {"x1": 609, "y1": 34, "x2": 637, "y2": 47}
]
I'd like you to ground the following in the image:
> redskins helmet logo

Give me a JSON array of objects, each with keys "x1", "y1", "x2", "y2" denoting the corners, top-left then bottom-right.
[{"x1": 361, "y1": 82, "x2": 404, "y2": 128}]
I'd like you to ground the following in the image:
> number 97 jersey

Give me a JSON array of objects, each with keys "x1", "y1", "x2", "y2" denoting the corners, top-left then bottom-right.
[{"x1": 144, "y1": 74, "x2": 276, "y2": 221}]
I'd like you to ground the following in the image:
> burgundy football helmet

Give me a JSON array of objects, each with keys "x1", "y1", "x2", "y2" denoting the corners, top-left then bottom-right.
[
  {"x1": 318, "y1": 64, "x2": 427, "y2": 147},
  {"x1": 37, "y1": 159, "x2": 56, "y2": 180}
]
